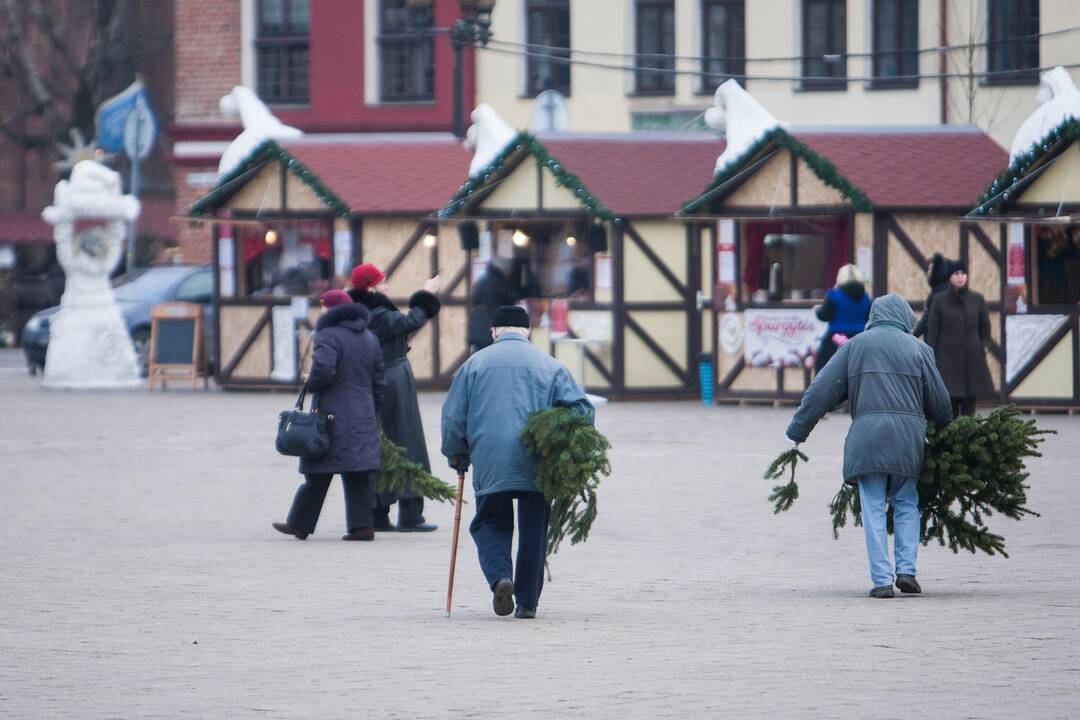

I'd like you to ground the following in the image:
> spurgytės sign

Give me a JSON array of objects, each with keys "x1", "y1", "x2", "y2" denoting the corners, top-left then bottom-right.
[{"x1": 743, "y1": 309, "x2": 826, "y2": 368}]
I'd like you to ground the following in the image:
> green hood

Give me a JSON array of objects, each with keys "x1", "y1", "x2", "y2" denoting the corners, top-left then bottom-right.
[{"x1": 866, "y1": 293, "x2": 917, "y2": 333}]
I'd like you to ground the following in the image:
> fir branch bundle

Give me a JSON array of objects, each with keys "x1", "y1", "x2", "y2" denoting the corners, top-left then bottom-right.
[
  {"x1": 377, "y1": 431, "x2": 458, "y2": 504},
  {"x1": 764, "y1": 407, "x2": 1051, "y2": 557},
  {"x1": 520, "y1": 408, "x2": 611, "y2": 557}
]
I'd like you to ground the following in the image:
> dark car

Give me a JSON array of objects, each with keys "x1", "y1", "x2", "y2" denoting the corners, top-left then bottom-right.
[{"x1": 21, "y1": 264, "x2": 215, "y2": 376}]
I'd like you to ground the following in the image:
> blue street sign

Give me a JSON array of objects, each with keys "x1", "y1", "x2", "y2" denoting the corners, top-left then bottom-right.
[{"x1": 95, "y1": 80, "x2": 158, "y2": 155}]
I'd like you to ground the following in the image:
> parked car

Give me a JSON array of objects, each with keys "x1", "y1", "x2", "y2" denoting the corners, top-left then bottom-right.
[{"x1": 21, "y1": 264, "x2": 215, "y2": 376}]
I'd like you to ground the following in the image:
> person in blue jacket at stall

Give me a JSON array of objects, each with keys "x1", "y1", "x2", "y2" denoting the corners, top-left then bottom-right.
[{"x1": 814, "y1": 264, "x2": 872, "y2": 373}]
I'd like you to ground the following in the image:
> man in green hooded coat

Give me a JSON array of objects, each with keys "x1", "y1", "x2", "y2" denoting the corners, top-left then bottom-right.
[{"x1": 786, "y1": 294, "x2": 953, "y2": 598}]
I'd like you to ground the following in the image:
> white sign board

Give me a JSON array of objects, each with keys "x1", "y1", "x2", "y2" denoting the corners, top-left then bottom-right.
[{"x1": 743, "y1": 309, "x2": 826, "y2": 368}]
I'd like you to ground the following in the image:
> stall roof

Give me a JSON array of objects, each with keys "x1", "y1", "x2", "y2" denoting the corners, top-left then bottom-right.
[
  {"x1": 968, "y1": 117, "x2": 1080, "y2": 218},
  {"x1": 436, "y1": 132, "x2": 725, "y2": 220},
  {"x1": 680, "y1": 125, "x2": 1008, "y2": 214},
  {"x1": 0, "y1": 210, "x2": 51, "y2": 244},
  {"x1": 188, "y1": 134, "x2": 471, "y2": 218}
]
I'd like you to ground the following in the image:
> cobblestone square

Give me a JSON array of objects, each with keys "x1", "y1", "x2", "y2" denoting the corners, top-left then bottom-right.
[{"x1": 1, "y1": 357, "x2": 1078, "y2": 718}]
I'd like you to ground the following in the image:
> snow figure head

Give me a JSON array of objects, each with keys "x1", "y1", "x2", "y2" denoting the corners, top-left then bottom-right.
[
  {"x1": 705, "y1": 79, "x2": 782, "y2": 176},
  {"x1": 466, "y1": 103, "x2": 517, "y2": 177},
  {"x1": 217, "y1": 86, "x2": 302, "y2": 177},
  {"x1": 1009, "y1": 66, "x2": 1080, "y2": 163}
]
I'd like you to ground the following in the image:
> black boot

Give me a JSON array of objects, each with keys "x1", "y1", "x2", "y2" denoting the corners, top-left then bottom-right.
[
  {"x1": 492, "y1": 578, "x2": 514, "y2": 617},
  {"x1": 869, "y1": 585, "x2": 896, "y2": 598},
  {"x1": 895, "y1": 574, "x2": 922, "y2": 594}
]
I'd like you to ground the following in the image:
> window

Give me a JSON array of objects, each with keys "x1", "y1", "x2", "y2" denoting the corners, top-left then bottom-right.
[
  {"x1": 526, "y1": 0, "x2": 571, "y2": 96},
  {"x1": 801, "y1": 0, "x2": 846, "y2": 90},
  {"x1": 1031, "y1": 225, "x2": 1080, "y2": 306},
  {"x1": 872, "y1": 0, "x2": 918, "y2": 87},
  {"x1": 987, "y1": 0, "x2": 1039, "y2": 85},
  {"x1": 741, "y1": 217, "x2": 850, "y2": 303},
  {"x1": 635, "y1": 0, "x2": 676, "y2": 95},
  {"x1": 378, "y1": 0, "x2": 435, "y2": 102},
  {"x1": 701, "y1": 0, "x2": 745, "y2": 91},
  {"x1": 256, "y1": 0, "x2": 310, "y2": 104}
]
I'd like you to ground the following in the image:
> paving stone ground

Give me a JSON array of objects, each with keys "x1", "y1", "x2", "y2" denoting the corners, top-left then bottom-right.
[{"x1": 1, "y1": 355, "x2": 1078, "y2": 718}]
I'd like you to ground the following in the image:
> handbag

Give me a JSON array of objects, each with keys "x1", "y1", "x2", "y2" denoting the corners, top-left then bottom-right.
[{"x1": 275, "y1": 383, "x2": 334, "y2": 460}]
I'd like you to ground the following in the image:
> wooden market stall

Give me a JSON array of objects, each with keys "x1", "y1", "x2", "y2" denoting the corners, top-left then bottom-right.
[
  {"x1": 434, "y1": 131, "x2": 722, "y2": 397},
  {"x1": 678, "y1": 125, "x2": 1008, "y2": 403},
  {"x1": 188, "y1": 135, "x2": 471, "y2": 389},
  {"x1": 967, "y1": 118, "x2": 1080, "y2": 408}
]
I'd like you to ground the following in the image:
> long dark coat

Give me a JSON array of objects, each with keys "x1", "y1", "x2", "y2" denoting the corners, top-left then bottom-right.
[
  {"x1": 350, "y1": 289, "x2": 441, "y2": 505},
  {"x1": 299, "y1": 303, "x2": 385, "y2": 475},
  {"x1": 467, "y1": 265, "x2": 520, "y2": 349},
  {"x1": 926, "y1": 286, "x2": 995, "y2": 399}
]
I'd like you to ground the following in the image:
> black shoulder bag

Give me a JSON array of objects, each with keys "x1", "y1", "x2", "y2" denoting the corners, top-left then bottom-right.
[{"x1": 275, "y1": 337, "x2": 334, "y2": 459}]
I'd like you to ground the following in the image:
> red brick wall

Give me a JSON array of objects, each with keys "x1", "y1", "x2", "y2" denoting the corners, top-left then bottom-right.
[{"x1": 174, "y1": 1, "x2": 243, "y2": 123}]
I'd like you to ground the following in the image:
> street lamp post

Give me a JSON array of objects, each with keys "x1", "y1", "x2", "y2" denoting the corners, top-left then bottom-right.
[{"x1": 449, "y1": 0, "x2": 496, "y2": 139}]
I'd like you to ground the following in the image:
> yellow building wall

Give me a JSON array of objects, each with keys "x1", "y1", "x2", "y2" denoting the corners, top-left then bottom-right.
[
  {"x1": 226, "y1": 162, "x2": 282, "y2": 212},
  {"x1": 1015, "y1": 144, "x2": 1080, "y2": 206},
  {"x1": 624, "y1": 220, "x2": 687, "y2": 303},
  {"x1": 286, "y1": 172, "x2": 329, "y2": 211},
  {"x1": 796, "y1": 161, "x2": 847, "y2": 206},
  {"x1": 1011, "y1": 330, "x2": 1076, "y2": 399},
  {"x1": 625, "y1": 311, "x2": 685, "y2": 388},
  {"x1": 478, "y1": 155, "x2": 584, "y2": 213},
  {"x1": 723, "y1": 150, "x2": 791, "y2": 208},
  {"x1": 219, "y1": 305, "x2": 271, "y2": 378},
  {"x1": 888, "y1": 214, "x2": 962, "y2": 299}
]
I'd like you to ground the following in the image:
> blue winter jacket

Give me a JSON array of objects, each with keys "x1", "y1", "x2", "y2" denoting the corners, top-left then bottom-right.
[
  {"x1": 817, "y1": 284, "x2": 872, "y2": 335},
  {"x1": 441, "y1": 334, "x2": 595, "y2": 496}
]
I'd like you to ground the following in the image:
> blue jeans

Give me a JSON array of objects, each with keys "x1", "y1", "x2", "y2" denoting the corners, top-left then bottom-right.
[
  {"x1": 857, "y1": 474, "x2": 920, "y2": 588},
  {"x1": 469, "y1": 491, "x2": 550, "y2": 611}
]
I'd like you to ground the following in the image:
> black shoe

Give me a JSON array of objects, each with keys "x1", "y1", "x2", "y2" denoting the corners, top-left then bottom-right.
[
  {"x1": 895, "y1": 574, "x2": 922, "y2": 594},
  {"x1": 869, "y1": 585, "x2": 896, "y2": 598},
  {"x1": 342, "y1": 527, "x2": 375, "y2": 541},
  {"x1": 398, "y1": 522, "x2": 438, "y2": 533},
  {"x1": 492, "y1": 578, "x2": 514, "y2": 617},
  {"x1": 373, "y1": 519, "x2": 398, "y2": 532},
  {"x1": 272, "y1": 522, "x2": 308, "y2": 540},
  {"x1": 514, "y1": 606, "x2": 536, "y2": 619}
]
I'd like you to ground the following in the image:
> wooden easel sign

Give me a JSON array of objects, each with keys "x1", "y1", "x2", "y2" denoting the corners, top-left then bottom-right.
[{"x1": 148, "y1": 302, "x2": 206, "y2": 390}]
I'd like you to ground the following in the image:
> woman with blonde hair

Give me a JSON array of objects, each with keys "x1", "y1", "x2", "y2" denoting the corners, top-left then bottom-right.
[{"x1": 814, "y1": 264, "x2": 872, "y2": 372}]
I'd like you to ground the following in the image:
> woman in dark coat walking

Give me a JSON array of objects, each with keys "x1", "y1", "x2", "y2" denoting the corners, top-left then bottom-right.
[
  {"x1": 814, "y1": 264, "x2": 872, "y2": 372},
  {"x1": 348, "y1": 263, "x2": 442, "y2": 532},
  {"x1": 273, "y1": 290, "x2": 386, "y2": 541},
  {"x1": 926, "y1": 259, "x2": 995, "y2": 417}
]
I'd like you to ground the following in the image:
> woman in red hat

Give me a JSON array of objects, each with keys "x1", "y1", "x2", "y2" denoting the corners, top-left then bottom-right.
[{"x1": 348, "y1": 263, "x2": 442, "y2": 531}]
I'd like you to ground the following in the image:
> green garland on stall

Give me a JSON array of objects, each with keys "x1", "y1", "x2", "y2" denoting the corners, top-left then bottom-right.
[
  {"x1": 973, "y1": 116, "x2": 1080, "y2": 216},
  {"x1": 764, "y1": 407, "x2": 1051, "y2": 558},
  {"x1": 437, "y1": 131, "x2": 615, "y2": 221},
  {"x1": 189, "y1": 139, "x2": 353, "y2": 219},
  {"x1": 377, "y1": 430, "x2": 458, "y2": 504},
  {"x1": 680, "y1": 126, "x2": 874, "y2": 215},
  {"x1": 519, "y1": 407, "x2": 611, "y2": 559}
]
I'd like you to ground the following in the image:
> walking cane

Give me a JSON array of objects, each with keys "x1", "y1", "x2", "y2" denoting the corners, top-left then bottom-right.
[{"x1": 445, "y1": 469, "x2": 466, "y2": 617}]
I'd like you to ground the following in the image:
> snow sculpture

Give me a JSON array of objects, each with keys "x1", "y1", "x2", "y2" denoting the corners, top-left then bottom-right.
[
  {"x1": 41, "y1": 160, "x2": 141, "y2": 389},
  {"x1": 705, "y1": 79, "x2": 783, "y2": 175},
  {"x1": 1009, "y1": 66, "x2": 1080, "y2": 163},
  {"x1": 217, "y1": 86, "x2": 302, "y2": 177},
  {"x1": 466, "y1": 103, "x2": 517, "y2": 177}
]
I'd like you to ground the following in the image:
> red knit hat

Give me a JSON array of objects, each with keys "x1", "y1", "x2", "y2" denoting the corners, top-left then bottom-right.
[
  {"x1": 350, "y1": 263, "x2": 385, "y2": 291},
  {"x1": 319, "y1": 289, "x2": 353, "y2": 309}
]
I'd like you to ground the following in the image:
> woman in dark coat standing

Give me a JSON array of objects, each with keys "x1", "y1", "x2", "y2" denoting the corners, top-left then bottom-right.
[
  {"x1": 926, "y1": 259, "x2": 995, "y2": 417},
  {"x1": 348, "y1": 263, "x2": 441, "y2": 532},
  {"x1": 273, "y1": 290, "x2": 386, "y2": 541},
  {"x1": 814, "y1": 264, "x2": 872, "y2": 372}
]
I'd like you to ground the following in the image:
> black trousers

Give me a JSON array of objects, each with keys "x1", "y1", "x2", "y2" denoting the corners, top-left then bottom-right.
[
  {"x1": 286, "y1": 471, "x2": 375, "y2": 535},
  {"x1": 469, "y1": 491, "x2": 551, "y2": 612},
  {"x1": 373, "y1": 497, "x2": 426, "y2": 527},
  {"x1": 951, "y1": 396, "x2": 977, "y2": 417}
]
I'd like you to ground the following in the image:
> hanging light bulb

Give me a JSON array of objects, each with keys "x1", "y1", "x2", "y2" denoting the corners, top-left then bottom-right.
[
  {"x1": 565, "y1": 235, "x2": 577, "y2": 247},
  {"x1": 512, "y1": 229, "x2": 529, "y2": 247},
  {"x1": 265, "y1": 229, "x2": 278, "y2": 246},
  {"x1": 422, "y1": 233, "x2": 438, "y2": 248}
]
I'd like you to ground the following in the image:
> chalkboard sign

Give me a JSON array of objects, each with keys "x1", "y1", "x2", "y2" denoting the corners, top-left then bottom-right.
[{"x1": 148, "y1": 302, "x2": 205, "y2": 390}]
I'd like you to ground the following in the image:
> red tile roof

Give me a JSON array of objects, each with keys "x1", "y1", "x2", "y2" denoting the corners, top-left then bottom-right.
[
  {"x1": 0, "y1": 210, "x2": 51, "y2": 244},
  {"x1": 793, "y1": 128, "x2": 1008, "y2": 208},
  {"x1": 539, "y1": 135, "x2": 725, "y2": 216},
  {"x1": 279, "y1": 136, "x2": 472, "y2": 215}
]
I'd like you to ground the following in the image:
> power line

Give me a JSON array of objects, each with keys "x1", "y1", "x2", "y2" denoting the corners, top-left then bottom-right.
[
  {"x1": 478, "y1": 42, "x2": 1080, "y2": 84},
  {"x1": 485, "y1": 24, "x2": 1080, "y2": 65}
]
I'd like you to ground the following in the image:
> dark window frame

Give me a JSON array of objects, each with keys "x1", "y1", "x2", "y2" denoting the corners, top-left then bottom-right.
[
  {"x1": 255, "y1": 0, "x2": 310, "y2": 105},
  {"x1": 526, "y1": 0, "x2": 571, "y2": 97},
  {"x1": 870, "y1": 0, "x2": 918, "y2": 89},
  {"x1": 700, "y1": 0, "x2": 746, "y2": 92},
  {"x1": 986, "y1": 0, "x2": 1039, "y2": 86},
  {"x1": 378, "y1": 0, "x2": 436, "y2": 103},
  {"x1": 800, "y1": 0, "x2": 847, "y2": 91},
  {"x1": 634, "y1": 0, "x2": 677, "y2": 96}
]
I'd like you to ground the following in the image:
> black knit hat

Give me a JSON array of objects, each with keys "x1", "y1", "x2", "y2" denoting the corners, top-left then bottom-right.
[
  {"x1": 946, "y1": 258, "x2": 968, "y2": 277},
  {"x1": 491, "y1": 305, "x2": 529, "y2": 329}
]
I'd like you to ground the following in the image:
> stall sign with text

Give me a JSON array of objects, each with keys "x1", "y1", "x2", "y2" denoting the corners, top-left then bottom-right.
[{"x1": 743, "y1": 309, "x2": 826, "y2": 368}]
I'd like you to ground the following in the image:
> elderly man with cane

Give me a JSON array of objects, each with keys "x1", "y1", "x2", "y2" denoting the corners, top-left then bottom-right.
[
  {"x1": 441, "y1": 305, "x2": 594, "y2": 619},
  {"x1": 785, "y1": 294, "x2": 952, "y2": 598}
]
